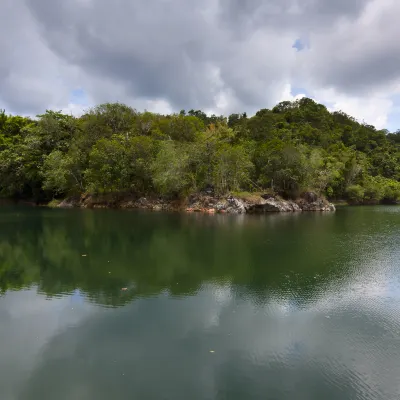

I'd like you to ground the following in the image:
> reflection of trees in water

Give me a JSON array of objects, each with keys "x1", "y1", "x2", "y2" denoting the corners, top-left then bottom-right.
[{"x1": 0, "y1": 207, "x2": 392, "y2": 306}]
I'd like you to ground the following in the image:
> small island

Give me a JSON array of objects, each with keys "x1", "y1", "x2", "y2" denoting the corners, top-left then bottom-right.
[{"x1": 0, "y1": 98, "x2": 399, "y2": 212}]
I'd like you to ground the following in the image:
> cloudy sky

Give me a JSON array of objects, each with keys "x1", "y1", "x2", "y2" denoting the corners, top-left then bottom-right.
[{"x1": 1, "y1": 0, "x2": 400, "y2": 130}]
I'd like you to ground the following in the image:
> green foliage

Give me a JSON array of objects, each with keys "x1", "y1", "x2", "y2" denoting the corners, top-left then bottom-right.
[
  {"x1": 82, "y1": 103, "x2": 137, "y2": 136},
  {"x1": 212, "y1": 144, "x2": 253, "y2": 194},
  {"x1": 158, "y1": 114, "x2": 205, "y2": 141},
  {"x1": 0, "y1": 99, "x2": 399, "y2": 202},
  {"x1": 346, "y1": 185, "x2": 365, "y2": 204},
  {"x1": 41, "y1": 150, "x2": 83, "y2": 194},
  {"x1": 365, "y1": 176, "x2": 400, "y2": 204},
  {"x1": 151, "y1": 141, "x2": 192, "y2": 196},
  {"x1": 85, "y1": 135, "x2": 157, "y2": 194},
  {"x1": 383, "y1": 182, "x2": 400, "y2": 203},
  {"x1": 363, "y1": 176, "x2": 385, "y2": 204},
  {"x1": 47, "y1": 199, "x2": 62, "y2": 208},
  {"x1": 345, "y1": 177, "x2": 400, "y2": 204},
  {"x1": 35, "y1": 110, "x2": 78, "y2": 153}
]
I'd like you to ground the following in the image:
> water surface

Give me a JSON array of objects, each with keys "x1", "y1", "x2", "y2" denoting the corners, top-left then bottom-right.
[{"x1": 1, "y1": 206, "x2": 400, "y2": 400}]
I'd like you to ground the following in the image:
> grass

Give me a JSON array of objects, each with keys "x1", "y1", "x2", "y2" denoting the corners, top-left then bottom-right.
[
  {"x1": 47, "y1": 199, "x2": 62, "y2": 208},
  {"x1": 230, "y1": 191, "x2": 266, "y2": 203}
]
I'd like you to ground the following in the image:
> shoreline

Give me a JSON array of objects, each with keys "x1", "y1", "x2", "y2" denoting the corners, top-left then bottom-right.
[
  {"x1": 3, "y1": 193, "x2": 399, "y2": 213},
  {"x1": 48, "y1": 192, "x2": 337, "y2": 214}
]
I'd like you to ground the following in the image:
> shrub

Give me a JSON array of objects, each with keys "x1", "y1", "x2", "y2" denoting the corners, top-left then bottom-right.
[{"x1": 346, "y1": 185, "x2": 364, "y2": 204}]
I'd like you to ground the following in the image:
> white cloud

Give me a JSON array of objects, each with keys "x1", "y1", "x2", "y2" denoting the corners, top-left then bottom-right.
[
  {"x1": 279, "y1": 83, "x2": 307, "y2": 103},
  {"x1": 0, "y1": 0, "x2": 400, "y2": 130},
  {"x1": 313, "y1": 88, "x2": 394, "y2": 129}
]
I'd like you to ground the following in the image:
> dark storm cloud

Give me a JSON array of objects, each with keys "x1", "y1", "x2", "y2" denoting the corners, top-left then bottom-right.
[
  {"x1": 25, "y1": 0, "x2": 224, "y2": 110},
  {"x1": 218, "y1": 0, "x2": 372, "y2": 35},
  {"x1": 314, "y1": 46, "x2": 400, "y2": 94},
  {"x1": 0, "y1": 0, "x2": 399, "y2": 117},
  {"x1": 0, "y1": 0, "x2": 73, "y2": 115},
  {"x1": 305, "y1": 1, "x2": 400, "y2": 95}
]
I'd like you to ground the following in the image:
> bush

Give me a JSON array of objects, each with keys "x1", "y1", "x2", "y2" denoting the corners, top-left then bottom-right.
[
  {"x1": 346, "y1": 185, "x2": 364, "y2": 204},
  {"x1": 47, "y1": 199, "x2": 61, "y2": 208},
  {"x1": 381, "y1": 179, "x2": 400, "y2": 204},
  {"x1": 151, "y1": 142, "x2": 192, "y2": 196},
  {"x1": 363, "y1": 180, "x2": 384, "y2": 204}
]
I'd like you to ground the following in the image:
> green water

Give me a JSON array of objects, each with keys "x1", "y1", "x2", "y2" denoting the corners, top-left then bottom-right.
[{"x1": 1, "y1": 206, "x2": 400, "y2": 400}]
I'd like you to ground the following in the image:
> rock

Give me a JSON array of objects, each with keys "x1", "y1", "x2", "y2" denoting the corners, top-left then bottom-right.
[
  {"x1": 247, "y1": 197, "x2": 301, "y2": 213},
  {"x1": 58, "y1": 200, "x2": 74, "y2": 209},
  {"x1": 297, "y1": 194, "x2": 336, "y2": 212},
  {"x1": 226, "y1": 196, "x2": 247, "y2": 214},
  {"x1": 186, "y1": 194, "x2": 246, "y2": 214},
  {"x1": 137, "y1": 197, "x2": 149, "y2": 206},
  {"x1": 54, "y1": 192, "x2": 335, "y2": 214},
  {"x1": 120, "y1": 201, "x2": 135, "y2": 209},
  {"x1": 261, "y1": 193, "x2": 275, "y2": 200},
  {"x1": 302, "y1": 191, "x2": 319, "y2": 203},
  {"x1": 58, "y1": 197, "x2": 79, "y2": 208},
  {"x1": 215, "y1": 201, "x2": 228, "y2": 211}
]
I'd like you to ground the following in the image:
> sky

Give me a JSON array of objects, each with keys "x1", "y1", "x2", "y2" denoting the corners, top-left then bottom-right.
[{"x1": 1, "y1": 0, "x2": 400, "y2": 131}]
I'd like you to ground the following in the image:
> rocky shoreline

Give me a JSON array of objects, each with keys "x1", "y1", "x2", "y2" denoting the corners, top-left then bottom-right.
[{"x1": 56, "y1": 192, "x2": 336, "y2": 214}]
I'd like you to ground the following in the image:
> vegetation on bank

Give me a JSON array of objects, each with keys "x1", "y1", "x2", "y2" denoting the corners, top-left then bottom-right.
[{"x1": 0, "y1": 98, "x2": 399, "y2": 205}]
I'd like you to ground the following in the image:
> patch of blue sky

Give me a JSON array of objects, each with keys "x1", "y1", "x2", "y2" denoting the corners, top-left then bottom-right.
[
  {"x1": 292, "y1": 37, "x2": 309, "y2": 52},
  {"x1": 291, "y1": 87, "x2": 309, "y2": 97},
  {"x1": 386, "y1": 112, "x2": 400, "y2": 132},
  {"x1": 69, "y1": 88, "x2": 89, "y2": 106}
]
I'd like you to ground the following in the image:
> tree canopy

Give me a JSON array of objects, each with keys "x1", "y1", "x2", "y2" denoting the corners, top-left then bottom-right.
[{"x1": 0, "y1": 99, "x2": 399, "y2": 204}]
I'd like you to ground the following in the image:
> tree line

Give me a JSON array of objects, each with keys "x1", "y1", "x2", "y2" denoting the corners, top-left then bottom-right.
[{"x1": 0, "y1": 98, "x2": 399, "y2": 204}]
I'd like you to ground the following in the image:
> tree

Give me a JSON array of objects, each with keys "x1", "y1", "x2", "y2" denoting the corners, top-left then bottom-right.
[
  {"x1": 151, "y1": 142, "x2": 192, "y2": 196},
  {"x1": 85, "y1": 135, "x2": 156, "y2": 194},
  {"x1": 35, "y1": 110, "x2": 78, "y2": 153},
  {"x1": 346, "y1": 185, "x2": 365, "y2": 204},
  {"x1": 212, "y1": 144, "x2": 253, "y2": 194},
  {"x1": 158, "y1": 114, "x2": 204, "y2": 142},
  {"x1": 0, "y1": 98, "x2": 399, "y2": 203},
  {"x1": 41, "y1": 150, "x2": 83, "y2": 195},
  {"x1": 85, "y1": 136, "x2": 132, "y2": 193}
]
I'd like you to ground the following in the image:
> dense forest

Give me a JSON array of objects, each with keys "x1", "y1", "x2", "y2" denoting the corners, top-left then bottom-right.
[{"x1": 0, "y1": 98, "x2": 399, "y2": 205}]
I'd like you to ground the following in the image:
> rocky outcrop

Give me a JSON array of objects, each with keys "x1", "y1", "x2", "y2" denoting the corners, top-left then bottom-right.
[
  {"x1": 119, "y1": 197, "x2": 173, "y2": 211},
  {"x1": 186, "y1": 194, "x2": 219, "y2": 213},
  {"x1": 247, "y1": 198, "x2": 301, "y2": 213},
  {"x1": 226, "y1": 196, "x2": 247, "y2": 214},
  {"x1": 58, "y1": 197, "x2": 80, "y2": 208},
  {"x1": 297, "y1": 198, "x2": 336, "y2": 212},
  {"x1": 247, "y1": 192, "x2": 335, "y2": 213},
  {"x1": 296, "y1": 192, "x2": 336, "y2": 212},
  {"x1": 55, "y1": 191, "x2": 335, "y2": 214},
  {"x1": 186, "y1": 194, "x2": 247, "y2": 214}
]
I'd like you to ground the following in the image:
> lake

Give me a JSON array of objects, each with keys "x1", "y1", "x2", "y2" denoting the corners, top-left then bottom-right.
[{"x1": 0, "y1": 205, "x2": 400, "y2": 400}]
